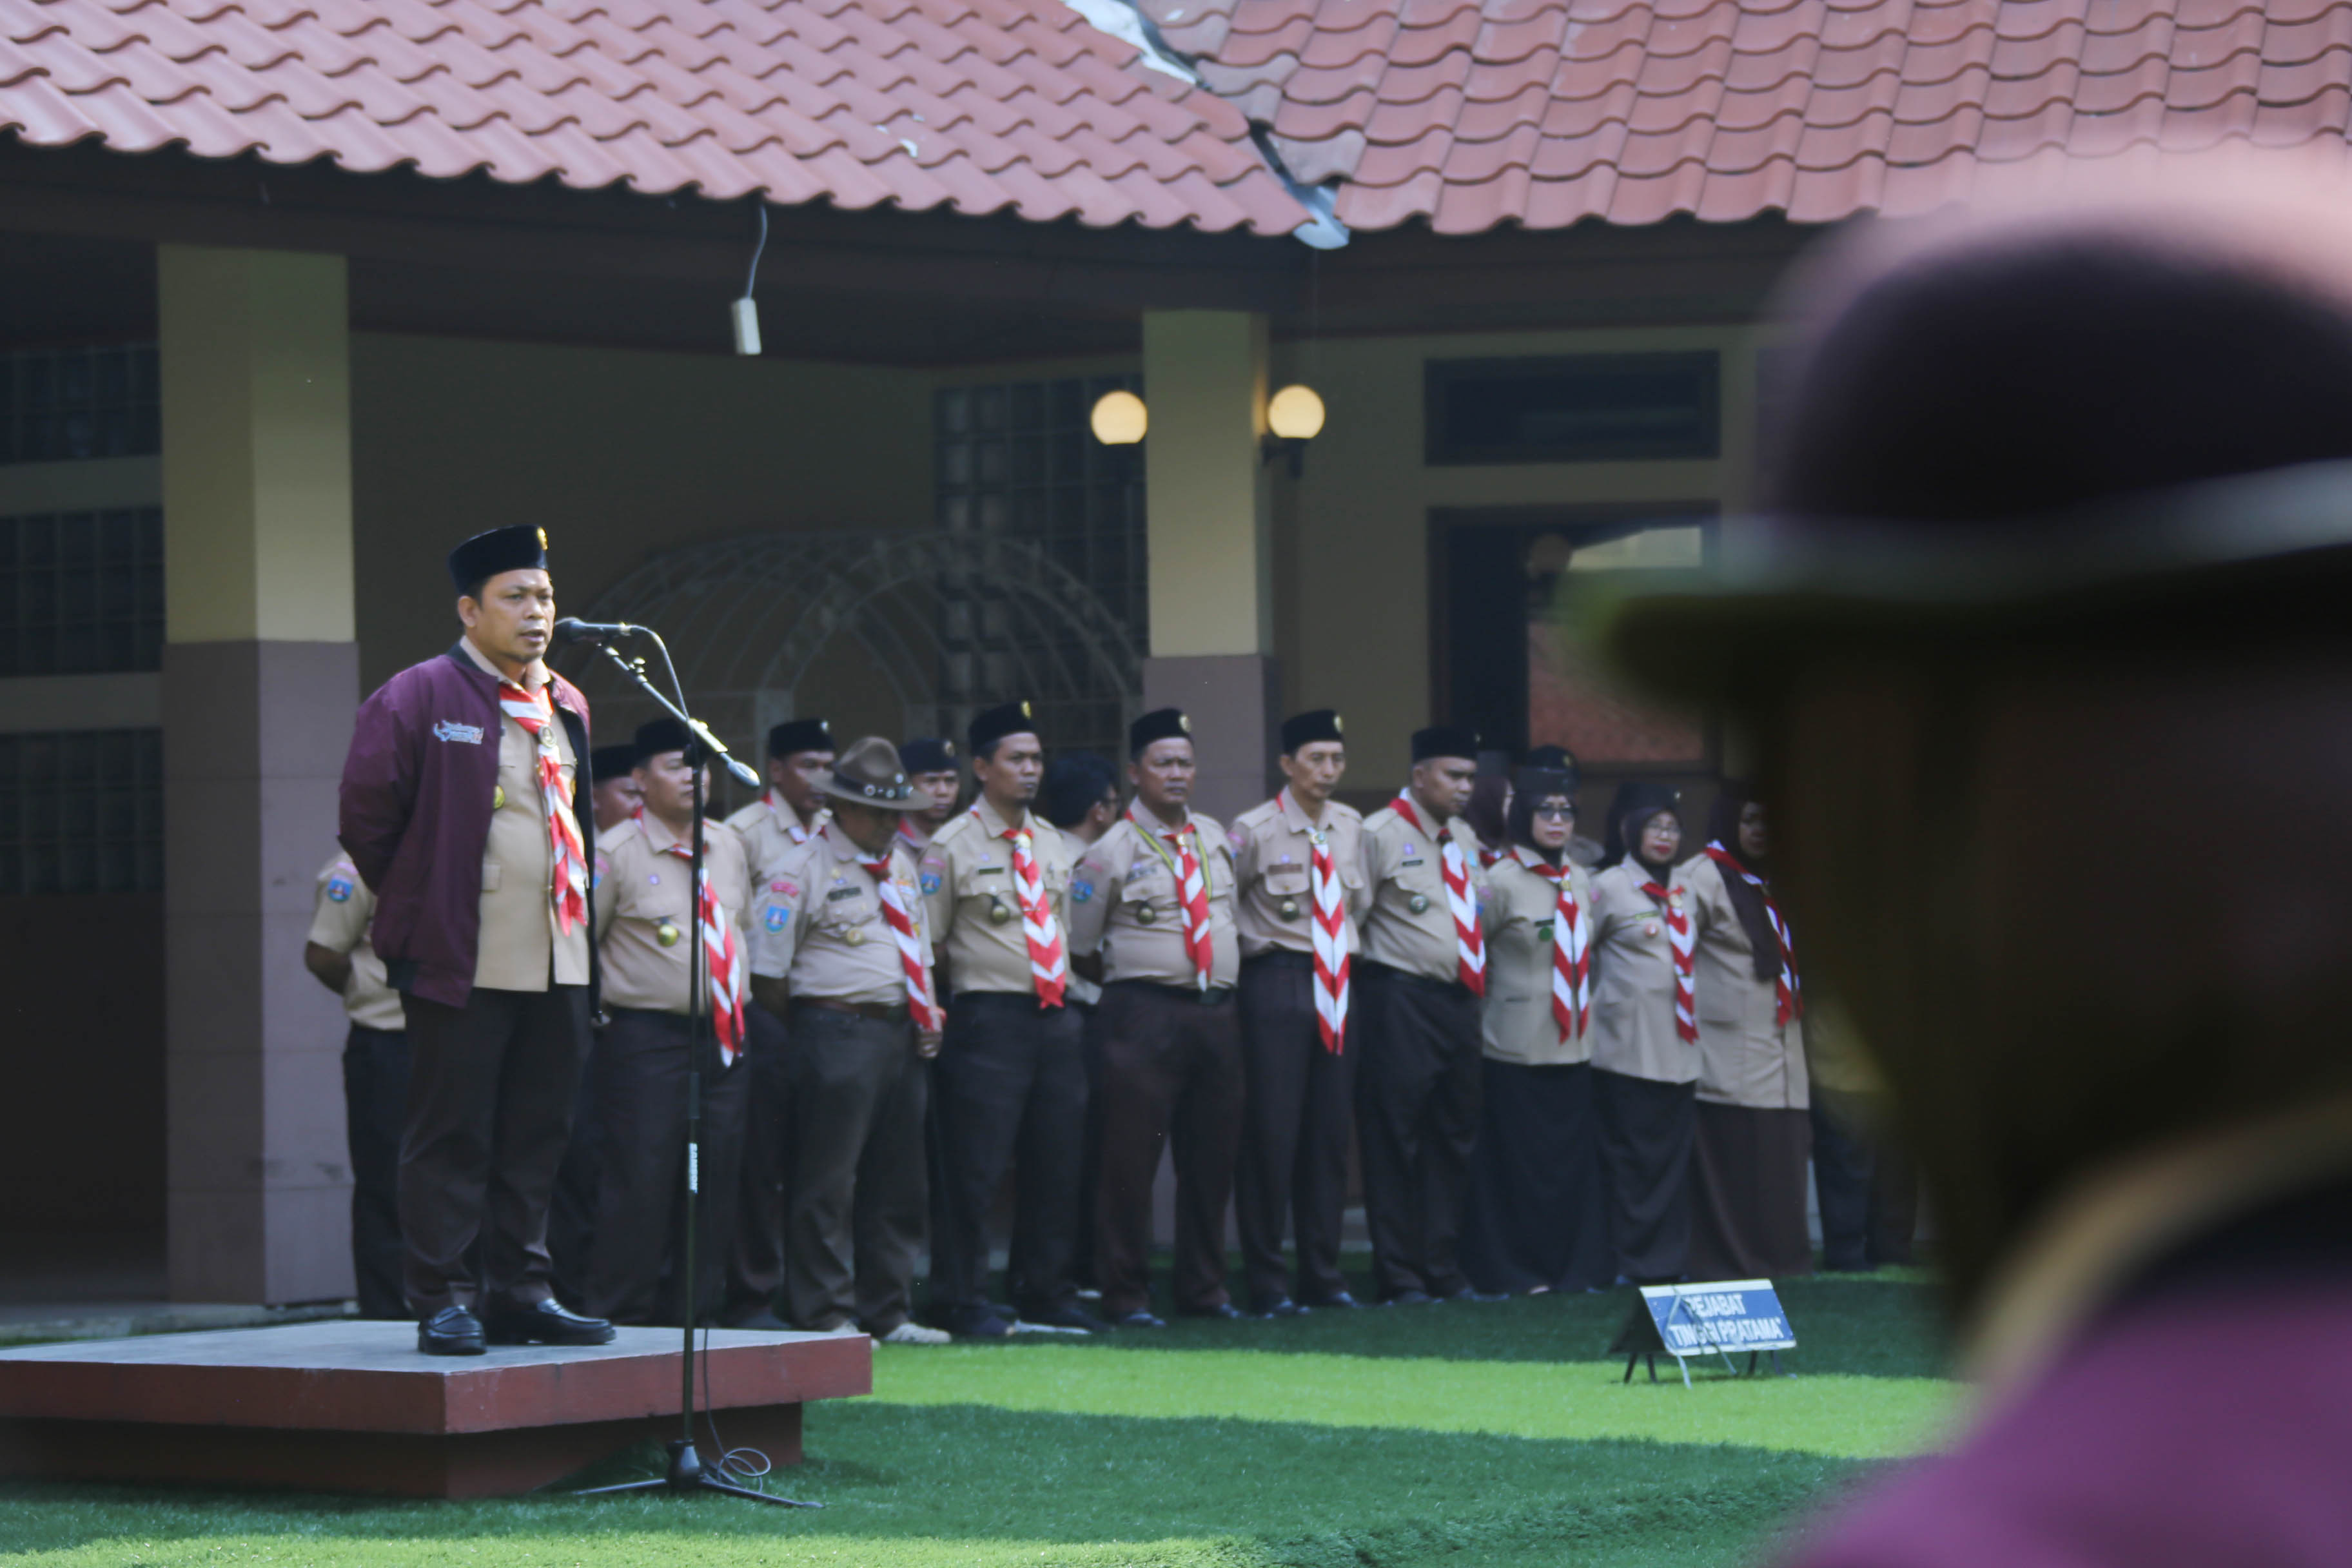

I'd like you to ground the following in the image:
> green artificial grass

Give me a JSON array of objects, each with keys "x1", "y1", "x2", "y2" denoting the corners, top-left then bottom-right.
[{"x1": 0, "y1": 1270, "x2": 1951, "y2": 1568}]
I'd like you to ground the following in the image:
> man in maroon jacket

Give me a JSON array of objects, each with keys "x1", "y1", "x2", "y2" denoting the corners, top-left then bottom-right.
[{"x1": 339, "y1": 525, "x2": 614, "y2": 1356}]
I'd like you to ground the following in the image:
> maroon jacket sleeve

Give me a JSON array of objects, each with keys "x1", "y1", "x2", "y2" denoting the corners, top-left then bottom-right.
[{"x1": 338, "y1": 669, "x2": 422, "y2": 894}]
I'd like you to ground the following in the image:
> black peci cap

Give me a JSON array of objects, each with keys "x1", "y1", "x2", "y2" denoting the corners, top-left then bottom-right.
[
  {"x1": 1411, "y1": 725, "x2": 1481, "y2": 763},
  {"x1": 968, "y1": 700, "x2": 1039, "y2": 756},
  {"x1": 447, "y1": 525, "x2": 546, "y2": 593},
  {"x1": 766, "y1": 718, "x2": 833, "y2": 760},
  {"x1": 1128, "y1": 707, "x2": 1191, "y2": 758},
  {"x1": 634, "y1": 718, "x2": 705, "y2": 767},
  {"x1": 1280, "y1": 709, "x2": 1344, "y2": 754},
  {"x1": 899, "y1": 737, "x2": 958, "y2": 774},
  {"x1": 589, "y1": 744, "x2": 640, "y2": 782}
]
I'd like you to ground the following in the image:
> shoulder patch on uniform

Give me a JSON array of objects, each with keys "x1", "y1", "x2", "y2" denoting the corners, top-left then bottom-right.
[
  {"x1": 763, "y1": 903, "x2": 791, "y2": 932},
  {"x1": 326, "y1": 874, "x2": 354, "y2": 902},
  {"x1": 1072, "y1": 879, "x2": 1095, "y2": 903},
  {"x1": 592, "y1": 851, "x2": 611, "y2": 888},
  {"x1": 920, "y1": 868, "x2": 943, "y2": 894}
]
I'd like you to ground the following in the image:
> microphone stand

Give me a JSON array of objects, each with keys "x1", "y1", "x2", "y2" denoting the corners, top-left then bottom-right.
[{"x1": 569, "y1": 629, "x2": 815, "y2": 1509}]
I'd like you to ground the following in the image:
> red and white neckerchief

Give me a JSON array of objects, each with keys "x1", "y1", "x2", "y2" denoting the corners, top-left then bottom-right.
[
  {"x1": 896, "y1": 818, "x2": 928, "y2": 852},
  {"x1": 1131, "y1": 805, "x2": 1214, "y2": 992},
  {"x1": 859, "y1": 848, "x2": 945, "y2": 1033},
  {"x1": 1287, "y1": 789, "x2": 1350, "y2": 1054},
  {"x1": 1391, "y1": 794, "x2": 1484, "y2": 997},
  {"x1": 496, "y1": 679, "x2": 589, "y2": 937},
  {"x1": 1638, "y1": 874, "x2": 1698, "y2": 1044},
  {"x1": 641, "y1": 813, "x2": 746, "y2": 1065},
  {"x1": 979, "y1": 805, "x2": 1066, "y2": 1008},
  {"x1": 1703, "y1": 841, "x2": 1805, "y2": 1027},
  {"x1": 763, "y1": 790, "x2": 814, "y2": 847},
  {"x1": 1522, "y1": 849, "x2": 1590, "y2": 1042}
]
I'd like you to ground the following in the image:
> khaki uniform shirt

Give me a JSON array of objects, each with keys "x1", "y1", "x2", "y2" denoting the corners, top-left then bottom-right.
[
  {"x1": 1228, "y1": 790, "x2": 1369, "y2": 960},
  {"x1": 1804, "y1": 993, "x2": 1883, "y2": 1097},
  {"x1": 460, "y1": 639, "x2": 591, "y2": 992},
  {"x1": 1358, "y1": 798, "x2": 1490, "y2": 984},
  {"x1": 921, "y1": 798, "x2": 1075, "y2": 997},
  {"x1": 591, "y1": 812, "x2": 752, "y2": 1015},
  {"x1": 749, "y1": 821, "x2": 930, "y2": 1010},
  {"x1": 1069, "y1": 808, "x2": 1242, "y2": 990},
  {"x1": 1586, "y1": 860, "x2": 1698, "y2": 1084},
  {"x1": 307, "y1": 852, "x2": 406, "y2": 1032},
  {"x1": 1479, "y1": 847, "x2": 1593, "y2": 1067},
  {"x1": 1054, "y1": 827, "x2": 1104, "y2": 1006},
  {"x1": 723, "y1": 790, "x2": 825, "y2": 887},
  {"x1": 1674, "y1": 852, "x2": 1808, "y2": 1110}
]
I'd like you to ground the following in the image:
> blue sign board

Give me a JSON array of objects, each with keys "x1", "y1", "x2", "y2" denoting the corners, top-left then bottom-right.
[{"x1": 1637, "y1": 1280, "x2": 1796, "y2": 1360}]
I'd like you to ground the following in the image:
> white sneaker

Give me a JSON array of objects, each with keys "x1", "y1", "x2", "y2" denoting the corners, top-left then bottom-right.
[{"x1": 880, "y1": 1321, "x2": 951, "y2": 1345}]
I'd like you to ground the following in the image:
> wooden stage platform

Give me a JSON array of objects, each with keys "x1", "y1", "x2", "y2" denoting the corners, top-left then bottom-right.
[{"x1": 0, "y1": 1320, "x2": 871, "y2": 1497}]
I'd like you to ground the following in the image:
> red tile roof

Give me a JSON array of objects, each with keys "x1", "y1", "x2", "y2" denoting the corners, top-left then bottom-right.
[
  {"x1": 0, "y1": 0, "x2": 1312, "y2": 237},
  {"x1": 1139, "y1": 0, "x2": 2352, "y2": 233}
]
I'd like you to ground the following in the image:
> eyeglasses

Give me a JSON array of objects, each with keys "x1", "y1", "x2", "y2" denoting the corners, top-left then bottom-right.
[{"x1": 1531, "y1": 807, "x2": 1575, "y2": 821}]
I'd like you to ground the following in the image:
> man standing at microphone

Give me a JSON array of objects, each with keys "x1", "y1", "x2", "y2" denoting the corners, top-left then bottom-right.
[{"x1": 339, "y1": 525, "x2": 614, "y2": 1356}]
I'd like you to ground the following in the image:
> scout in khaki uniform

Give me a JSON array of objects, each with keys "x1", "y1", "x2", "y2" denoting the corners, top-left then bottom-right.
[
  {"x1": 338, "y1": 524, "x2": 612, "y2": 1355},
  {"x1": 720, "y1": 716, "x2": 833, "y2": 1328},
  {"x1": 896, "y1": 737, "x2": 961, "y2": 853},
  {"x1": 748, "y1": 737, "x2": 950, "y2": 1344},
  {"x1": 919, "y1": 701, "x2": 1095, "y2": 1337},
  {"x1": 1585, "y1": 781, "x2": 1700, "y2": 1286},
  {"x1": 582, "y1": 719, "x2": 755, "y2": 1326},
  {"x1": 588, "y1": 744, "x2": 643, "y2": 832},
  {"x1": 1355, "y1": 724, "x2": 1491, "y2": 1306},
  {"x1": 1068, "y1": 708, "x2": 1245, "y2": 1326},
  {"x1": 1229, "y1": 709, "x2": 1369, "y2": 1315},
  {"x1": 1039, "y1": 749, "x2": 1120, "y2": 1293},
  {"x1": 1458, "y1": 765, "x2": 1611, "y2": 1295},
  {"x1": 303, "y1": 852, "x2": 411, "y2": 1320},
  {"x1": 1673, "y1": 785, "x2": 1810, "y2": 1282}
]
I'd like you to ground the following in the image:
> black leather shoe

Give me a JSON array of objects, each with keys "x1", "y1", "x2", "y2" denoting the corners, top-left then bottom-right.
[
  {"x1": 1440, "y1": 1286, "x2": 1509, "y2": 1304},
  {"x1": 1179, "y1": 1302, "x2": 1246, "y2": 1320},
  {"x1": 1018, "y1": 1300, "x2": 1106, "y2": 1333},
  {"x1": 1300, "y1": 1290, "x2": 1358, "y2": 1310},
  {"x1": 1382, "y1": 1289, "x2": 1435, "y2": 1307},
  {"x1": 1251, "y1": 1297, "x2": 1308, "y2": 1318},
  {"x1": 727, "y1": 1307, "x2": 792, "y2": 1331},
  {"x1": 930, "y1": 1304, "x2": 1012, "y2": 1338},
  {"x1": 418, "y1": 1305, "x2": 486, "y2": 1356},
  {"x1": 1112, "y1": 1309, "x2": 1166, "y2": 1329},
  {"x1": 483, "y1": 1298, "x2": 616, "y2": 1346}
]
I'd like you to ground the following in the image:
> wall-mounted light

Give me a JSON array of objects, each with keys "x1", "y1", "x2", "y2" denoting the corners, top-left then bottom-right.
[
  {"x1": 1264, "y1": 382, "x2": 1324, "y2": 475},
  {"x1": 1090, "y1": 389, "x2": 1148, "y2": 445}
]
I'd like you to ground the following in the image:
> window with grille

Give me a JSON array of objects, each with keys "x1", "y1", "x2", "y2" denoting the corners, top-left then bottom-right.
[
  {"x1": 932, "y1": 377, "x2": 1145, "y2": 760},
  {"x1": 0, "y1": 345, "x2": 162, "y2": 466},
  {"x1": 0, "y1": 729, "x2": 164, "y2": 894},
  {"x1": 0, "y1": 508, "x2": 166, "y2": 675}
]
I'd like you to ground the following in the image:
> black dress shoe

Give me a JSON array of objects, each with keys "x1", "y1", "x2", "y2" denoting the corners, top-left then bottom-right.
[
  {"x1": 1300, "y1": 1290, "x2": 1358, "y2": 1310},
  {"x1": 1179, "y1": 1302, "x2": 1246, "y2": 1321},
  {"x1": 483, "y1": 1298, "x2": 616, "y2": 1346},
  {"x1": 727, "y1": 1308, "x2": 792, "y2": 1331},
  {"x1": 1017, "y1": 1300, "x2": 1106, "y2": 1333},
  {"x1": 1251, "y1": 1297, "x2": 1308, "y2": 1318},
  {"x1": 1440, "y1": 1286, "x2": 1509, "y2": 1304},
  {"x1": 1112, "y1": 1308, "x2": 1166, "y2": 1328},
  {"x1": 1382, "y1": 1289, "x2": 1435, "y2": 1307},
  {"x1": 418, "y1": 1305, "x2": 486, "y2": 1356}
]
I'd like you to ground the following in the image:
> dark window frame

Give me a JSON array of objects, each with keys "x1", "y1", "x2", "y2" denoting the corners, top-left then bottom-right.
[{"x1": 1424, "y1": 351, "x2": 1721, "y2": 467}]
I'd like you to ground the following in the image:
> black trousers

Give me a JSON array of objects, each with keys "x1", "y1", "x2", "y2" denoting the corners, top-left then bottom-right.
[
  {"x1": 1092, "y1": 981, "x2": 1245, "y2": 1317},
  {"x1": 342, "y1": 1024, "x2": 411, "y2": 1320},
  {"x1": 1592, "y1": 1068, "x2": 1697, "y2": 1285},
  {"x1": 580, "y1": 1008, "x2": 752, "y2": 1326},
  {"x1": 1460, "y1": 1059, "x2": 1611, "y2": 1295},
  {"x1": 398, "y1": 985, "x2": 592, "y2": 1316},
  {"x1": 1353, "y1": 963, "x2": 1482, "y2": 1301},
  {"x1": 784, "y1": 1004, "x2": 929, "y2": 1333},
  {"x1": 725, "y1": 1001, "x2": 792, "y2": 1319},
  {"x1": 1812, "y1": 1087, "x2": 1917, "y2": 1270},
  {"x1": 928, "y1": 991, "x2": 1088, "y2": 1317},
  {"x1": 1235, "y1": 954, "x2": 1357, "y2": 1308}
]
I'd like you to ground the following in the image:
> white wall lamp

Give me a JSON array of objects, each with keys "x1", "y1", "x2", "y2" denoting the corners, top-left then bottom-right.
[
  {"x1": 1090, "y1": 389, "x2": 1148, "y2": 445},
  {"x1": 1264, "y1": 383, "x2": 1325, "y2": 476}
]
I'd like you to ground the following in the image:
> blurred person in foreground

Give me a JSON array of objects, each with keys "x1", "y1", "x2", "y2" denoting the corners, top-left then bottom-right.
[{"x1": 1607, "y1": 153, "x2": 2352, "y2": 1567}]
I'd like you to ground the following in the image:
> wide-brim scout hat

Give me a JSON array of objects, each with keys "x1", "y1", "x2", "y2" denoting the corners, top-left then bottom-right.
[
  {"x1": 1600, "y1": 459, "x2": 2352, "y2": 710},
  {"x1": 818, "y1": 735, "x2": 927, "y2": 812}
]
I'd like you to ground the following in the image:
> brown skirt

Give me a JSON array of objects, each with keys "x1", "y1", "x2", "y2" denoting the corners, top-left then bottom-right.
[{"x1": 1687, "y1": 1102, "x2": 1815, "y2": 1282}]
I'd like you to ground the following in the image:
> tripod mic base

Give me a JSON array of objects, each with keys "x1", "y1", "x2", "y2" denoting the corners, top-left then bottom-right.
[{"x1": 574, "y1": 1438, "x2": 822, "y2": 1507}]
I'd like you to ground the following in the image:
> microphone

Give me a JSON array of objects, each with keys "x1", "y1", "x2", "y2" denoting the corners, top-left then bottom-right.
[{"x1": 552, "y1": 617, "x2": 638, "y2": 647}]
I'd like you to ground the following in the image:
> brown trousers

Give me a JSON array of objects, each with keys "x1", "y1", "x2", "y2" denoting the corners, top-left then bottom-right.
[
  {"x1": 1235, "y1": 954, "x2": 1357, "y2": 1309},
  {"x1": 580, "y1": 1007, "x2": 751, "y2": 1325},
  {"x1": 397, "y1": 985, "x2": 592, "y2": 1317},
  {"x1": 1092, "y1": 981, "x2": 1245, "y2": 1317},
  {"x1": 783, "y1": 1004, "x2": 929, "y2": 1333}
]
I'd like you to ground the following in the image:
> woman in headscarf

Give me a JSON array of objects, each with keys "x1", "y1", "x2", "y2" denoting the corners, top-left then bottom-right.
[
  {"x1": 1586, "y1": 781, "x2": 1701, "y2": 1284},
  {"x1": 1459, "y1": 764, "x2": 1611, "y2": 1295},
  {"x1": 1674, "y1": 781, "x2": 1812, "y2": 1280}
]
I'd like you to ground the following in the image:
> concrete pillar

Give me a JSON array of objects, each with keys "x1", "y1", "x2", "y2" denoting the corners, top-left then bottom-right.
[
  {"x1": 160, "y1": 246, "x2": 360, "y2": 1304},
  {"x1": 1141, "y1": 310, "x2": 1278, "y2": 824}
]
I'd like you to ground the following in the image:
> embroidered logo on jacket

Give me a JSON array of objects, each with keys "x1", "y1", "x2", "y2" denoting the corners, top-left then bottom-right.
[{"x1": 433, "y1": 721, "x2": 485, "y2": 745}]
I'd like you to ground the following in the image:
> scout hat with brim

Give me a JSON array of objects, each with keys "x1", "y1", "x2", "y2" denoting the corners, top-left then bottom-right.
[
  {"x1": 1598, "y1": 457, "x2": 2352, "y2": 710},
  {"x1": 818, "y1": 735, "x2": 928, "y2": 812}
]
